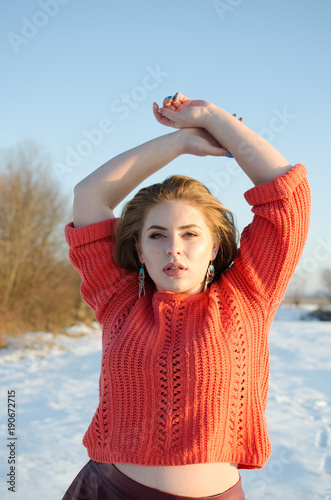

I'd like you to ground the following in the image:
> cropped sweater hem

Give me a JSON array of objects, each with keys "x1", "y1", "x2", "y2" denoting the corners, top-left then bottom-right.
[{"x1": 87, "y1": 450, "x2": 265, "y2": 469}]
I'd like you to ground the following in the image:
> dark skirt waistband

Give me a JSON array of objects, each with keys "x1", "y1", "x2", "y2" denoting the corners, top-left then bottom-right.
[{"x1": 62, "y1": 460, "x2": 246, "y2": 500}]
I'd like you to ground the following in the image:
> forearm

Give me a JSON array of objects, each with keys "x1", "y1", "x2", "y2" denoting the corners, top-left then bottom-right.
[
  {"x1": 201, "y1": 106, "x2": 292, "y2": 185},
  {"x1": 73, "y1": 131, "x2": 184, "y2": 227}
]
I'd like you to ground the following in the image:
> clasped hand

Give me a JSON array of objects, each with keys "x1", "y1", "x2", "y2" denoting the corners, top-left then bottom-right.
[
  {"x1": 153, "y1": 92, "x2": 213, "y2": 129},
  {"x1": 153, "y1": 92, "x2": 239, "y2": 157}
]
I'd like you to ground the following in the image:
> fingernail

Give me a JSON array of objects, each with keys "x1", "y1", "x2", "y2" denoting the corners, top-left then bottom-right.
[
  {"x1": 173, "y1": 92, "x2": 178, "y2": 100},
  {"x1": 167, "y1": 96, "x2": 172, "y2": 100},
  {"x1": 226, "y1": 153, "x2": 234, "y2": 158}
]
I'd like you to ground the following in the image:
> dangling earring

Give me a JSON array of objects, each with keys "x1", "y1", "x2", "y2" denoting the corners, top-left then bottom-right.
[
  {"x1": 204, "y1": 262, "x2": 215, "y2": 293},
  {"x1": 138, "y1": 265, "x2": 146, "y2": 298}
]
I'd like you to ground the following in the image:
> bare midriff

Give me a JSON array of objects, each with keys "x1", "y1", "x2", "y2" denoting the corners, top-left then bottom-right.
[{"x1": 113, "y1": 462, "x2": 240, "y2": 497}]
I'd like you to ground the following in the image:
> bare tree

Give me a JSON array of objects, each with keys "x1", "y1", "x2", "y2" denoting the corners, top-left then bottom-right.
[{"x1": 0, "y1": 141, "x2": 92, "y2": 336}]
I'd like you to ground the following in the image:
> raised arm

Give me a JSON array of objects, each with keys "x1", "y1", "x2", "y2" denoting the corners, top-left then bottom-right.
[
  {"x1": 73, "y1": 127, "x2": 227, "y2": 228},
  {"x1": 154, "y1": 93, "x2": 292, "y2": 186}
]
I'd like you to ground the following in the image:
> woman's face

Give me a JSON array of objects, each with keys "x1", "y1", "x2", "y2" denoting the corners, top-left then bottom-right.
[{"x1": 137, "y1": 200, "x2": 219, "y2": 295}]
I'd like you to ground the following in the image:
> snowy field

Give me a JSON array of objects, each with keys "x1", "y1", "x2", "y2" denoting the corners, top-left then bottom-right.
[{"x1": 0, "y1": 305, "x2": 330, "y2": 500}]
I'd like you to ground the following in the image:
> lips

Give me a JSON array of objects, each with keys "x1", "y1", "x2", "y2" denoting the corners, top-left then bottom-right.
[
  {"x1": 163, "y1": 262, "x2": 186, "y2": 271},
  {"x1": 163, "y1": 262, "x2": 187, "y2": 277}
]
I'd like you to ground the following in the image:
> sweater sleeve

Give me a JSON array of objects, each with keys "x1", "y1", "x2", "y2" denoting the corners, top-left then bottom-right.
[
  {"x1": 65, "y1": 217, "x2": 136, "y2": 323},
  {"x1": 226, "y1": 163, "x2": 311, "y2": 307}
]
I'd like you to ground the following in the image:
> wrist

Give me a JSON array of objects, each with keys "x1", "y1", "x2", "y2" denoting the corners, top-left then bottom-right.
[
  {"x1": 199, "y1": 104, "x2": 228, "y2": 130},
  {"x1": 173, "y1": 129, "x2": 191, "y2": 155},
  {"x1": 176, "y1": 128, "x2": 201, "y2": 155}
]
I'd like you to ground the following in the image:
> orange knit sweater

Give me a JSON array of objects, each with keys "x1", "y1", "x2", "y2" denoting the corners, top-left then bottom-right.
[{"x1": 65, "y1": 164, "x2": 310, "y2": 469}]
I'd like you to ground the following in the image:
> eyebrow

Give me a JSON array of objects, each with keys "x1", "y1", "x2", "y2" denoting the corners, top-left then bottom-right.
[{"x1": 147, "y1": 224, "x2": 202, "y2": 231}]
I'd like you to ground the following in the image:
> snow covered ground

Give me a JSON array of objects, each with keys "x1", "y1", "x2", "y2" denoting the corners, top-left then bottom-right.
[{"x1": 0, "y1": 305, "x2": 330, "y2": 500}]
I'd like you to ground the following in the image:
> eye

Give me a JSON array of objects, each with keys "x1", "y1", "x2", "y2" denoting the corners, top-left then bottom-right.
[
  {"x1": 149, "y1": 232, "x2": 165, "y2": 239},
  {"x1": 184, "y1": 232, "x2": 198, "y2": 238}
]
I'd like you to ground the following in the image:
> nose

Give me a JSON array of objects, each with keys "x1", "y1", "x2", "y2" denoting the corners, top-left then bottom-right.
[{"x1": 165, "y1": 236, "x2": 182, "y2": 256}]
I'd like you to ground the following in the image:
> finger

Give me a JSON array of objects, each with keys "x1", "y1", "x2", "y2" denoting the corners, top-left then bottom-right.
[
  {"x1": 153, "y1": 103, "x2": 168, "y2": 124},
  {"x1": 171, "y1": 93, "x2": 182, "y2": 109},
  {"x1": 210, "y1": 147, "x2": 230, "y2": 157},
  {"x1": 173, "y1": 92, "x2": 189, "y2": 104},
  {"x1": 232, "y1": 113, "x2": 243, "y2": 122},
  {"x1": 163, "y1": 95, "x2": 174, "y2": 107},
  {"x1": 158, "y1": 107, "x2": 179, "y2": 123},
  {"x1": 162, "y1": 97, "x2": 177, "y2": 111},
  {"x1": 162, "y1": 92, "x2": 189, "y2": 110},
  {"x1": 153, "y1": 103, "x2": 178, "y2": 128},
  {"x1": 163, "y1": 94, "x2": 181, "y2": 111},
  {"x1": 173, "y1": 93, "x2": 192, "y2": 111},
  {"x1": 153, "y1": 102, "x2": 160, "y2": 119}
]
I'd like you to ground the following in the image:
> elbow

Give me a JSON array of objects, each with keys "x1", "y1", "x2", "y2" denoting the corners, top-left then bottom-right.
[
  {"x1": 73, "y1": 179, "x2": 86, "y2": 198},
  {"x1": 73, "y1": 179, "x2": 95, "y2": 206}
]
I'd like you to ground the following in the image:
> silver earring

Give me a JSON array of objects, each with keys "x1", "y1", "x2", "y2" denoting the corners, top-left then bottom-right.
[
  {"x1": 138, "y1": 265, "x2": 145, "y2": 298},
  {"x1": 204, "y1": 262, "x2": 215, "y2": 293}
]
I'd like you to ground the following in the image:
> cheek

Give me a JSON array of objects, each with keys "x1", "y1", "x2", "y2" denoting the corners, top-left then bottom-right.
[
  {"x1": 141, "y1": 241, "x2": 162, "y2": 264},
  {"x1": 192, "y1": 240, "x2": 214, "y2": 259}
]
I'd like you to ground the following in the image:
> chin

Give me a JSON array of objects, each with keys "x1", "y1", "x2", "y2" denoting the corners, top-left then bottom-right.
[
  {"x1": 158, "y1": 282, "x2": 203, "y2": 295},
  {"x1": 152, "y1": 274, "x2": 204, "y2": 295}
]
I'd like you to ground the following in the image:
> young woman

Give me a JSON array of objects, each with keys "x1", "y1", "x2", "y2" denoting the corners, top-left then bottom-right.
[{"x1": 62, "y1": 93, "x2": 311, "y2": 499}]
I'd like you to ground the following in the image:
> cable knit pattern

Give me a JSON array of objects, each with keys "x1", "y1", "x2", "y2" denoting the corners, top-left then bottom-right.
[{"x1": 65, "y1": 164, "x2": 310, "y2": 469}]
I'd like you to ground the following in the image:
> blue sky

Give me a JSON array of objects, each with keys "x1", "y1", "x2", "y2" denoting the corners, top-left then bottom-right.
[{"x1": 1, "y1": 0, "x2": 331, "y2": 295}]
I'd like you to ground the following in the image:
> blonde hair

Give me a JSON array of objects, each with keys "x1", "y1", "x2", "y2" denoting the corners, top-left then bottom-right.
[{"x1": 114, "y1": 175, "x2": 238, "y2": 281}]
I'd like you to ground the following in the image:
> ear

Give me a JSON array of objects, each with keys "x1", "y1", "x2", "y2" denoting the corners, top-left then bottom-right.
[
  {"x1": 211, "y1": 240, "x2": 219, "y2": 261},
  {"x1": 135, "y1": 240, "x2": 143, "y2": 264}
]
